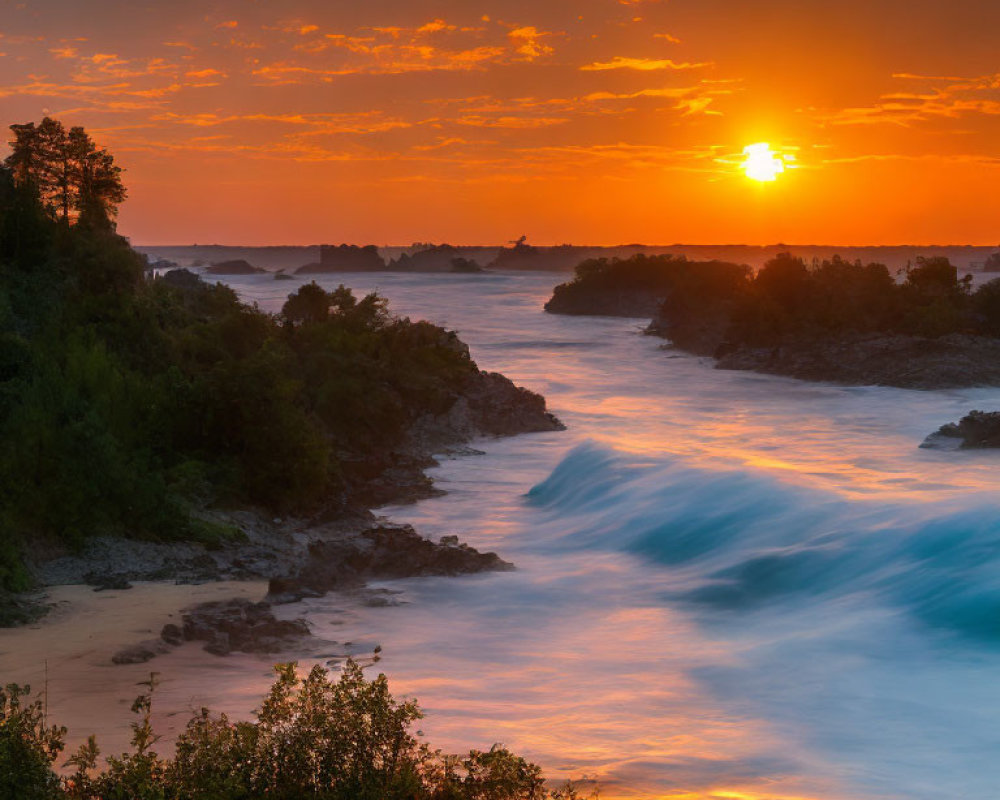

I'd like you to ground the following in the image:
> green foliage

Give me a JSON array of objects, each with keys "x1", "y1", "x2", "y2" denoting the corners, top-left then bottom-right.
[
  {"x1": 0, "y1": 683, "x2": 66, "y2": 800},
  {"x1": 2, "y1": 662, "x2": 588, "y2": 800},
  {"x1": 0, "y1": 118, "x2": 488, "y2": 594},
  {"x1": 974, "y1": 278, "x2": 1000, "y2": 336},
  {"x1": 550, "y1": 254, "x2": 747, "y2": 307},
  {"x1": 654, "y1": 251, "x2": 992, "y2": 351}
]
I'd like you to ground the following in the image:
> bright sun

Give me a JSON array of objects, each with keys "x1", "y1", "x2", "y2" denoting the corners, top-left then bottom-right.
[{"x1": 742, "y1": 143, "x2": 786, "y2": 182}]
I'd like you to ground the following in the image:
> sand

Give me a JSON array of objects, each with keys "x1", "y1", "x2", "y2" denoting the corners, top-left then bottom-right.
[{"x1": 0, "y1": 581, "x2": 286, "y2": 759}]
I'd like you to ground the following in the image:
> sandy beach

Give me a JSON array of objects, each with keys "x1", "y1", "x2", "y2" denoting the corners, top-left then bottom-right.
[{"x1": 0, "y1": 581, "x2": 286, "y2": 758}]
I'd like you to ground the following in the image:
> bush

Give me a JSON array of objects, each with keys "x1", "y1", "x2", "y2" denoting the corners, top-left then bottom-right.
[
  {"x1": 3, "y1": 662, "x2": 596, "y2": 800},
  {"x1": 0, "y1": 683, "x2": 66, "y2": 800}
]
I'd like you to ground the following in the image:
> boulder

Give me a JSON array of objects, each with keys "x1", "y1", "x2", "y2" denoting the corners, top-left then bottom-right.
[
  {"x1": 922, "y1": 410, "x2": 1000, "y2": 449},
  {"x1": 180, "y1": 598, "x2": 311, "y2": 656},
  {"x1": 112, "y1": 641, "x2": 168, "y2": 665}
]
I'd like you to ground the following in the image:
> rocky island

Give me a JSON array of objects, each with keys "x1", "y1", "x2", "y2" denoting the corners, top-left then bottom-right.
[
  {"x1": 389, "y1": 243, "x2": 484, "y2": 273},
  {"x1": 205, "y1": 258, "x2": 266, "y2": 275},
  {"x1": 546, "y1": 251, "x2": 1000, "y2": 390}
]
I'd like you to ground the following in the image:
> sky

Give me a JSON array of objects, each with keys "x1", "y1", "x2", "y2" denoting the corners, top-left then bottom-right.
[{"x1": 2, "y1": 0, "x2": 1000, "y2": 245}]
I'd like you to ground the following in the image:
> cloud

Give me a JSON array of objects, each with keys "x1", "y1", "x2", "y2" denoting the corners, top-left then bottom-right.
[
  {"x1": 814, "y1": 72, "x2": 1000, "y2": 127},
  {"x1": 581, "y1": 56, "x2": 711, "y2": 71},
  {"x1": 456, "y1": 115, "x2": 569, "y2": 128},
  {"x1": 582, "y1": 80, "x2": 737, "y2": 115},
  {"x1": 508, "y1": 26, "x2": 555, "y2": 60},
  {"x1": 252, "y1": 43, "x2": 508, "y2": 82},
  {"x1": 184, "y1": 68, "x2": 225, "y2": 79},
  {"x1": 151, "y1": 110, "x2": 418, "y2": 135},
  {"x1": 418, "y1": 20, "x2": 458, "y2": 34}
]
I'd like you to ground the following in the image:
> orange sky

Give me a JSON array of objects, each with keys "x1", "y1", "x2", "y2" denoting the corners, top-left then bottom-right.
[{"x1": 2, "y1": 0, "x2": 1000, "y2": 245}]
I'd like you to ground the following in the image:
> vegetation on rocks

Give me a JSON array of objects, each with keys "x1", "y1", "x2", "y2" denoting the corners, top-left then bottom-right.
[
  {"x1": 0, "y1": 118, "x2": 558, "y2": 596},
  {"x1": 545, "y1": 254, "x2": 748, "y2": 318},
  {"x1": 547, "y1": 250, "x2": 1000, "y2": 387}
]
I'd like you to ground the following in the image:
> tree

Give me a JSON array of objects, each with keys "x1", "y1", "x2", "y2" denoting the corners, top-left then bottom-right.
[
  {"x1": 0, "y1": 683, "x2": 66, "y2": 800},
  {"x1": 2, "y1": 118, "x2": 126, "y2": 227},
  {"x1": 754, "y1": 253, "x2": 809, "y2": 309},
  {"x1": 282, "y1": 281, "x2": 333, "y2": 324},
  {"x1": 904, "y1": 256, "x2": 961, "y2": 297}
]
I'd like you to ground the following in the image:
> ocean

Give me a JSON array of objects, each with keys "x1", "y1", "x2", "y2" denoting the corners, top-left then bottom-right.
[{"x1": 216, "y1": 268, "x2": 1000, "y2": 799}]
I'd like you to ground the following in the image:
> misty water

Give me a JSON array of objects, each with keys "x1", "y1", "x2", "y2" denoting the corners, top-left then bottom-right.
[{"x1": 222, "y1": 270, "x2": 1000, "y2": 798}]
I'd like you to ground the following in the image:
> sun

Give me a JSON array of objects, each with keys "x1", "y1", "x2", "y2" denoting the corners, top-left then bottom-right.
[{"x1": 741, "y1": 143, "x2": 786, "y2": 182}]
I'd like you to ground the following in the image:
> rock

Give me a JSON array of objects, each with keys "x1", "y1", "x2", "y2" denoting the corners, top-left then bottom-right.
[
  {"x1": 489, "y1": 241, "x2": 598, "y2": 272},
  {"x1": 205, "y1": 259, "x2": 264, "y2": 275},
  {"x1": 296, "y1": 244, "x2": 385, "y2": 273},
  {"x1": 712, "y1": 333, "x2": 1000, "y2": 389},
  {"x1": 922, "y1": 410, "x2": 1000, "y2": 449},
  {"x1": 203, "y1": 632, "x2": 231, "y2": 657},
  {"x1": 180, "y1": 598, "x2": 312, "y2": 655},
  {"x1": 389, "y1": 245, "x2": 484, "y2": 273},
  {"x1": 86, "y1": 573, "x2": 133, "y2": 591},
  {"x1": 460, "y1": 371, "x2": 565, "y2": 437},
  {"x1": 112, "y1": 641, "x2": 167, "y2": 665},
  {"x1": 268, "y1": 525, "x2": 514, "y2": 604},
  {"x1": 160, "y1": 623, "x2": 184, "y2": 645}
]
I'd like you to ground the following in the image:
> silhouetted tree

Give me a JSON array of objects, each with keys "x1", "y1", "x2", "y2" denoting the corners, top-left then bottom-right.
[
  {"x1": 3, "y1": 117, "x2": 126, "y2": 228},
  {"x1": 282, "y1": 281, "x2": 334, "y2": 325}
]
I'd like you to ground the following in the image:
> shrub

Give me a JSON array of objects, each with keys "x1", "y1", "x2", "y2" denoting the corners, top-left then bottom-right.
[{"x1": 3, "y1": 662, "x2": 596, "y2": 800}]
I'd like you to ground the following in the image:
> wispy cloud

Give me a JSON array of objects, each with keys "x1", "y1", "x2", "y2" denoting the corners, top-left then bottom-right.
[
  {"x1": 581, "y1": 56, "x2": 711, "y2": 71},
  {"x1": 814, "y1": 72, "x2": 1000, "y2": 126}
]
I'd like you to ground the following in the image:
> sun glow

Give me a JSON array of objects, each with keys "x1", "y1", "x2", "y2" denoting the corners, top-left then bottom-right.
[{"x1": 742, "y1": 143, "x2": 786, "y2": 182}]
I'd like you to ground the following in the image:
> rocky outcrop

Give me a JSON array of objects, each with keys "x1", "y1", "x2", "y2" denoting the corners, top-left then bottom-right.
[
  {"x1": 389, "y1": 245, "x2": 484, "y2": 273},
  {"x1": 489, "y1": 243, "x2": 597, "y2": 272},
  {"x1": 712, "y1": 333, "x2": 1000, "y2": 389},
  {"x1": 176, "y1": 598, "x2": 312, "y2": 656},
  {"x1": 922, "y1": 410, "x2": 1000, "y2": 449},
  {"x1": 296, "y1": 245, "x2": 385, "y2": 273},
  {"x1": 546, "y1": 285, "x2": 666, "y2": 317},
  {"x1": 267, "y1": 525, "x2": 513, "y2": 604},
  {"x1": 107, "y1": 598, "x2": 314, "y2": 663},
  {"x1": 403, "y1": 370, "x2": 565, "y2": 456},
  {"x1": 112, "y1": 640, "x2": 170, "y2": 665},
  {"x1": 206, "y1": 259, "x2": 265, "y2": 275}
]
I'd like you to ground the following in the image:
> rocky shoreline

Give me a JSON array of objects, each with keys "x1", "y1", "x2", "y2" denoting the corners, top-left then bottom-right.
[
  {"x1": 708, "y1": 332, "x2": 1000, "y2": 390},
  {"x1": 4, "y1": 367, "x2": 564, "y2": 649}
]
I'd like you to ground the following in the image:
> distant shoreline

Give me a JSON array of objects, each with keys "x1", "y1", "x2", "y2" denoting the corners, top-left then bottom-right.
[{"x1": 137, "y1": 242, "x2": 1000, "y2": 274}]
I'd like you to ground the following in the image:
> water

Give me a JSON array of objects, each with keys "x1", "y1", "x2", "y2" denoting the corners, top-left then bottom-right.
[{"x1": 230, "y1": 270, "x2": 1000, "y2": 798}]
